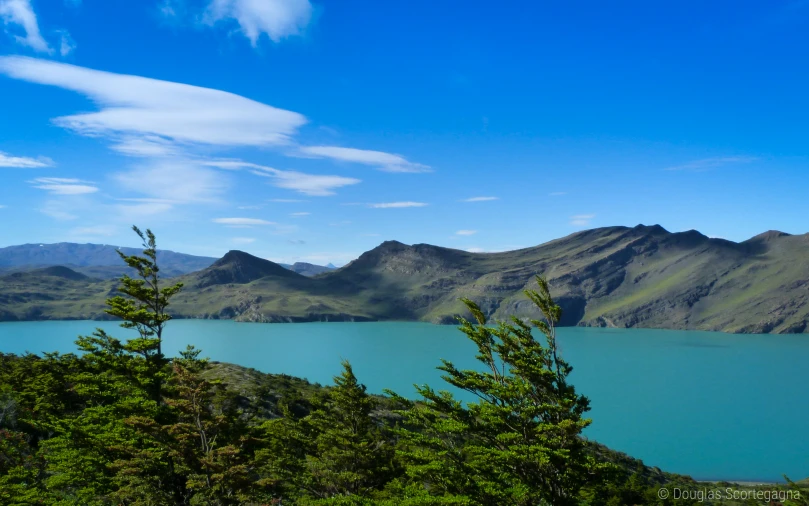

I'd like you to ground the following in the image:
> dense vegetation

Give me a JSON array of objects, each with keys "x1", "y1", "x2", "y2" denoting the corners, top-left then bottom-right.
[{"x1": 0, "y1": 227, "x2": 805, "y2": 505}]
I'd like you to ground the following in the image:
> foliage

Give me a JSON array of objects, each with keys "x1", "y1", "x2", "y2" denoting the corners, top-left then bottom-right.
[
  {"x1": 2, "y1": 228, "x2": 803, "y2": 505},
  {"x1": 386, "y1": 276, "x2": 608, "y2": 506}
]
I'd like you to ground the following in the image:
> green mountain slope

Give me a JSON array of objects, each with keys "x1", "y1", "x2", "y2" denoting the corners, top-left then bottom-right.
[
  {"x1": 1, "y1": 225, "x2": 807, "y2": 333},
  {"x1": 167, "y1": 250, "x2": 376, "y2": 322},
  {"x1": 0, "y1": 242, "x2": 218, "y2": 277}
]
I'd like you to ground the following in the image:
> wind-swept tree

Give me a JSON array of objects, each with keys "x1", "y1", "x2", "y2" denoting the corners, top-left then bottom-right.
[
  {"x1": 389, "y1": 276, "x2": 604, "y2": 506},
  {"x1": 106, "y1": 225, "x2": 184, "y2": 360},
  {"x1": 103, "y1": 225, "x2": 183, "y2": 404}
]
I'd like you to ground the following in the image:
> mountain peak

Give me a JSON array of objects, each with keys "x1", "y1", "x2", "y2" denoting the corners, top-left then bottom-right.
[
  {"x1": 196, "y1": 250, "x2": 303, "y2": 288},
  {"x1": 746, "y1": 230, "x2": 792, "y2": 243},
  {"x1": 214, "y1": 250, "x2": 260, "y2": 266},
  {"x1": 633, "y1": 224, "x2": 669, "y2": 234}
]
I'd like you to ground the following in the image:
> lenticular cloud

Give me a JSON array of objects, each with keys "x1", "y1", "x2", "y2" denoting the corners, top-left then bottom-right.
[{"x1": 0, "y1": 56, "x2": 308, "y2": 148}]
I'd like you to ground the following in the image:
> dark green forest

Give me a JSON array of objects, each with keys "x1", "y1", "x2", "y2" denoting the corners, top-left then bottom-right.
[{"x1": 0, "y1": 227, "x2": 805, "y2": 505}]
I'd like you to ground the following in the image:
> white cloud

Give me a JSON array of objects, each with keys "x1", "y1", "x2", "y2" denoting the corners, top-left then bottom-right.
[
  {"x1": 461, "y1": 196, "x2": 498, "y2": 202},
  {"x1": 0, "y1": 56, "x2": 308, "y2": 148},
  {"x1": 118, "y1": 203, "x2": 174, "y2": 219},
  {"x1": 29, "y1": 177, "x2": 98, "y2": 195},
  {"x1": 270, "y1": 170, "x2": 360, "y2": 196},
  {"x1": 231, "y1": 237, "x2": 256, "y2": 244},
  {"x1": 116, "y1": 159, "x2": 226, "y2": 204},
  {"x1": 569, "y1": 214, "x2": 595, "y2": 227},
  {"x1": 290, "y1": 211, "x2": 310, "y2": 216},
  {"x1": 0, "y1": 57, "x2": 427, "y2": 209},
  {"x1": 663, "y1": 156, "x2": 757, "y2": 172},
  {"x1": 56, "y1": 29, "x2": 76, "y2": 56},
  {"x1": 113, "y1": 198, "x2": 175, "y2": 219},
  {"x1": 39, "y1": 200, "x2": 78, "y2": 220},
  {"x1": 455, "y1": 229, "x2": 477, "y2": 236},
  {"x1": 299, "y1": 146, "x2": 431, "y2": 173},
  {"x1": 466, "y1": 247, "x2": 485, "y2": 253},
  {"x1": 69, "y1": 225, "x2": 116, "y2": 238},
  {"x1": 369, "y1": 201, "x2": 428, "y2": 208},
  {"x1": 0, "y1": 0, "x2": 51, "y2": 53},
  {"x1": 0, "y1": 205, "x2": 5, "y2": 208},
  {"x1": 213, "y1": 217, "x2": 275, "y2": 226},
  {"x1": 0, "y1": 151, "x2": 53, "y2": 168},
  {"x1": 205, "y1": 0, "x2": 313, "y2": 45},
  {"x1": 109, "y1": 136, "x2": 180, "y2": 157},
  {"x1": 237, "y1": 204, "x2": 263, "y2": 210},
  {"x1": 206, "y1": 160, "x2": 360, "y2": 196}
]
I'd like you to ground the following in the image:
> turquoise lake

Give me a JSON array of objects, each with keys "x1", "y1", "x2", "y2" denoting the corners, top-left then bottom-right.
[{"x1": 1, "y1": 319, "x2": 807, "y2": 483}]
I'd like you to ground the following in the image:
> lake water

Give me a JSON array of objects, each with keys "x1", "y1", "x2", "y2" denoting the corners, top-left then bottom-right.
[{"x1": 1, "y1": 319, "x2": 807, "y2": 483}]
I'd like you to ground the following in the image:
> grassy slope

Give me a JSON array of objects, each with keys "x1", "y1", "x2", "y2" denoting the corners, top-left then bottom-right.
[{"x1": 1, "y1": 225, "x2": 807, "y2": 334}]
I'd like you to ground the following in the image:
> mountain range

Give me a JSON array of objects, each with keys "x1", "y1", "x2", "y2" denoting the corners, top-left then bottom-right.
[
  {"x1": 1, "y1": 224, "x2": 807, "y2": 334},
  {"x1": 0, "y1": 243, "x2": 335, "y2": 278}
]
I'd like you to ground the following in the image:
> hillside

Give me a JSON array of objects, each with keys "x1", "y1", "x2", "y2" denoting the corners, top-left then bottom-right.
[
  {"x1": 1, "y1": 225, "x2": 807, "y2": 333},
  {"x1": 0, "y1": 242, "x2": 218, "y2": 278},
  {"x1": 279, "y1": 261, "x2": 337, "y2": 276},
  {"x1": 0, "y1": 242, "x2": 336, "y2": 278},
  {"x1": 167, "y1": 251, "x2": 374, "y2": 322}
]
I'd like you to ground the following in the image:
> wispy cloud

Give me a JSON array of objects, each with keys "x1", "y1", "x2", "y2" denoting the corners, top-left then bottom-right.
[
  {"x1": 455, "y1": 229, "x2": 477, "y2": 236},
  {"x1": 29, "y1": 177, "x2": 98, "y2": 195},
  {"x1": 290, "y1": 212, "x2": 310, "y2": 217},
  {"x1": 0, "y1": 56, "x2": 307, "y2": 148},
  {"x1": 56, "y1": 29, "x2": 76, "y2": 56},
  {"x1": 204, "y1": 0, "x2": 313, "y2": 45},
  {"x1": 1, "y1": 57, "x2": 429, "y2": 216},
  {"x1": 569, "y1": 214, "x2": 595, "y2": 227},
  {"x1": 231, "y1": 237, "x2": 256, "y2": 244},
  {"x1": 368, "y1": 201, "x2": 428, "y2": 208},
  {"x1": 0, "y1": 151, "x2": 53, "y2": 168},
  {"x1": 109, "y1": 136, "x2": 180, "y2": 157},
  {"x1": 117, "y1": 159, "x2": 227, "y2": 204},
  {"x1": 0, "y1": 0, "x2": 51, "y2": 53},
  {"x1": 466, "y1": 247, "x2": 485, "y2": 253},
  {"x1": 69, "y1": 225, "x2": 116, "y2": 238},
  {"x1": 206, "y1": 160, "x2": 361, "y2": 196},
  {"x1": 461, "y1": 196, "x2": 498, "y2": 202},
  {"x1": 115, "y1": 200, "x2": 174, "y2": 219},
  {"x1": 213, "y1": 217, "x2": 275, "y2": 227},
  {"x1": 287, "y1": 239, "x2": 306, "y2": 245},
  {"x1": 663, "y1": 156, "x2": 758, "y2": 172},
  {"x1": 299, "y1": 146, "x2": 431, "y2": 173}
]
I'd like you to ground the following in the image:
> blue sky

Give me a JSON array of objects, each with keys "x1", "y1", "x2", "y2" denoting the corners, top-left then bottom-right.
[{"x1": 1, "y1": 0, "x2": 808, "y2": 265}]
